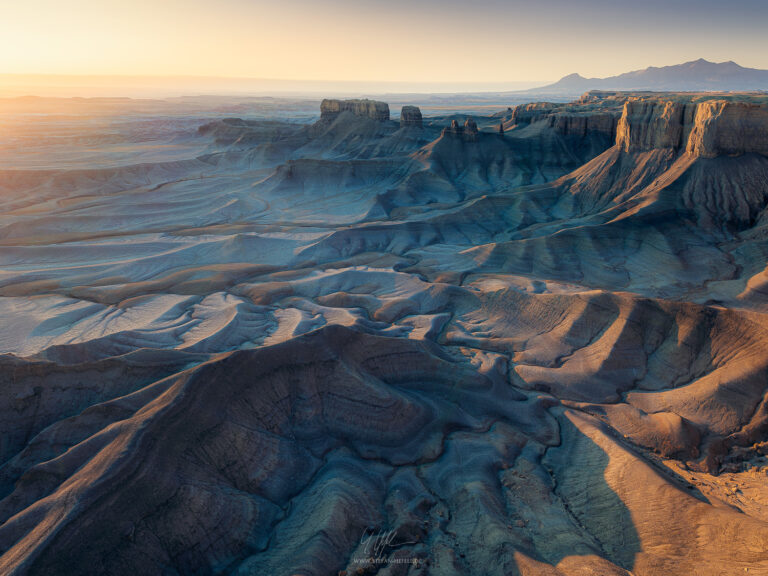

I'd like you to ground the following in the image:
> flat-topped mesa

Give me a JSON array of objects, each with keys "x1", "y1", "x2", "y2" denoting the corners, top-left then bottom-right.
[
  {"x1": 320, "y1": 99, "x2": 390, "y2": 123},
  {"x1": 399, "y1": 105, "x2": 423, "y2": 128},
  {"x1": 616, "y1": 99, "x2": 768, "y2": 157},
  {"x1": 510, "y1": 101, "x2": 619, "y2": 139},
  {"x1": 441, "y1": 117, "x2": 479, "y2": 141}
]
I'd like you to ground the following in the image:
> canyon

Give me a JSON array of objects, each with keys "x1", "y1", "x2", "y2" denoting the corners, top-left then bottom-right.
[{"x1": 0, "y1": 91, "x2": 767, "y2": 575}]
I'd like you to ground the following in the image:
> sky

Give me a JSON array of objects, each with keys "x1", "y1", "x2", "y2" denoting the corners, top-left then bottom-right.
[{"x1": 1, "y1": 0, "x2": 767, "y2": 93}]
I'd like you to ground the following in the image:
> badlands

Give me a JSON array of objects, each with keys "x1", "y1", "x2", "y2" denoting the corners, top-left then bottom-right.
[{"x1": 1, "y1": 91, "x2": 768, "y2": 575}]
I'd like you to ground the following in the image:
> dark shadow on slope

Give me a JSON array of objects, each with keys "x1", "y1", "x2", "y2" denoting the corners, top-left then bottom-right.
[
  {"x1": 0, "y1": 325, "x2": 648, "y2": 576},
  {"x1": 536, "y1": 412, "x2": 641, "y2": 572}
]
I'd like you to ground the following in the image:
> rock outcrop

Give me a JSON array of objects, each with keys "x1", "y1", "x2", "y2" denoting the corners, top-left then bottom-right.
[
  {"x1": 552, "y1": 94, "x2": 768, "y2": 233},
  {"x1": 687, "y1": 101, "x2": 768, "y2": 157},
  {"x1": 320, "y1": 99, "x2": 390, "y2": 123},
  {"x1": 441, "y1": 117, "x2": 479, "y2": 141},
  {"x1": 615, "y1": 100, "x2": 696, "y2": 153},
  {"x1": 509, "y1": 102, "x2": 565, "y2": 125},
  {"x1": 616, "y1": 99, "x2": 768, "y2": 157},
  {"x1": 509, "y1": 101, "x2": 619, "y2": 140},
  {"x1": 399, "y1": 105, "x2": 423, "y2": 128}
]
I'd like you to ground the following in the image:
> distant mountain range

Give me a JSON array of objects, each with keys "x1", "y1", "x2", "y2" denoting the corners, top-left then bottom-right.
[{"x1": 534, "y1": 59, "x2": 768, "y2": 94}]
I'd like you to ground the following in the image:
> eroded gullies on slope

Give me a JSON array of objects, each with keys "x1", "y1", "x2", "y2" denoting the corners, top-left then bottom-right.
[{"x1": 1, "y1": 93, "x2": 768, "y2": 574}]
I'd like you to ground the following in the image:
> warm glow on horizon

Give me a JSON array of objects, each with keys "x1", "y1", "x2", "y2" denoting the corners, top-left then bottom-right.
[{"x1": 1, "y1": 0, "x2": 767, "y2": 90}]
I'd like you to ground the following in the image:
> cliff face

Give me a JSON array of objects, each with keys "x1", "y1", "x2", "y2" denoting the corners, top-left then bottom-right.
[
  {"x1": 546, "y1": 113, "x2": 617, "y2": 139},
  {"x1": 400, "y1": 105, "x2": 423, "y2": 128},
  {"x1": 558, "y1": 94, "x2": 768, "y2": 232},
  {"x1": 509, "y1": 102, "x2": 564, "y2": 125},
  {"x1": 320, "y1": 99, "x2": 390, "y2": 122},
  {"x1": 616, "y1": 100, "x2": 693, "y2": 152},
  {"x1": 687, "y1": 101, "x2": 768, "y2": 158},
  {"x1": 616, "y1": 99, "x2": 768, "y2": 157},
  {"x1": 509, "y1": 102, "x2": 619, "y2": 140}
]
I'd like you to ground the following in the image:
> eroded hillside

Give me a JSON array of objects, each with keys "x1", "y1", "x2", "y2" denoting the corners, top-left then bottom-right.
[{"x1": 1, "y1": 92, "x2": 768, "y2": 575}]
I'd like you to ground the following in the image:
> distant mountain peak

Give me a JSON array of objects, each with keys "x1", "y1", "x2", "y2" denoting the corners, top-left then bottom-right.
[
  {"x1": 684, "y1": 58, "x2": 739, "y2": 68},
  {"x1": 561, "y1": 72, "x2": 586, "y2": 81},
  {"x1": 538, "y1": 59, "x2": 768, "y2": 94}
]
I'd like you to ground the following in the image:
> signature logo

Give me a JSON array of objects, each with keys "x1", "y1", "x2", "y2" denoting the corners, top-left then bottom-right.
[
  {"x1": 351, "y1": 527, "x2": 427, "y2": 567},
  {"x1": 360, "y1": 527, "x2": 402, "y2": 557}
]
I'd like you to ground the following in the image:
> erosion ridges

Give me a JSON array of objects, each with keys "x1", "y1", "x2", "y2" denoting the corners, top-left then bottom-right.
[
  {"x1": 3, "y1": 325, "x2": 768, "y2": 575},
  {"x1": 2, "y1": 91, "x2": 768, "y2": 575},
  {"x1": 537, "y1": 94, "x2": 768, "y2": 236}
]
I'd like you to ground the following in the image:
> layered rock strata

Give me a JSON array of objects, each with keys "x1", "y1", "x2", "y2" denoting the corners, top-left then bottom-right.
[
  {"x1": 319, "y1": 99, "x2": 390, "y2": 122},
  {"x1": 617, "y1": 99, "x2": 768, "y2": 157},
  {"x1": 509, "y1": 101, "x2": 619, "y2": 140}
]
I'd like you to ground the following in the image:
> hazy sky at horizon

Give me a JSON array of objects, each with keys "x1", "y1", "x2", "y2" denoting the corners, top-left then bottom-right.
[{"x1": 1, "y1": 0, "x2": 767, "y2": 88}]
